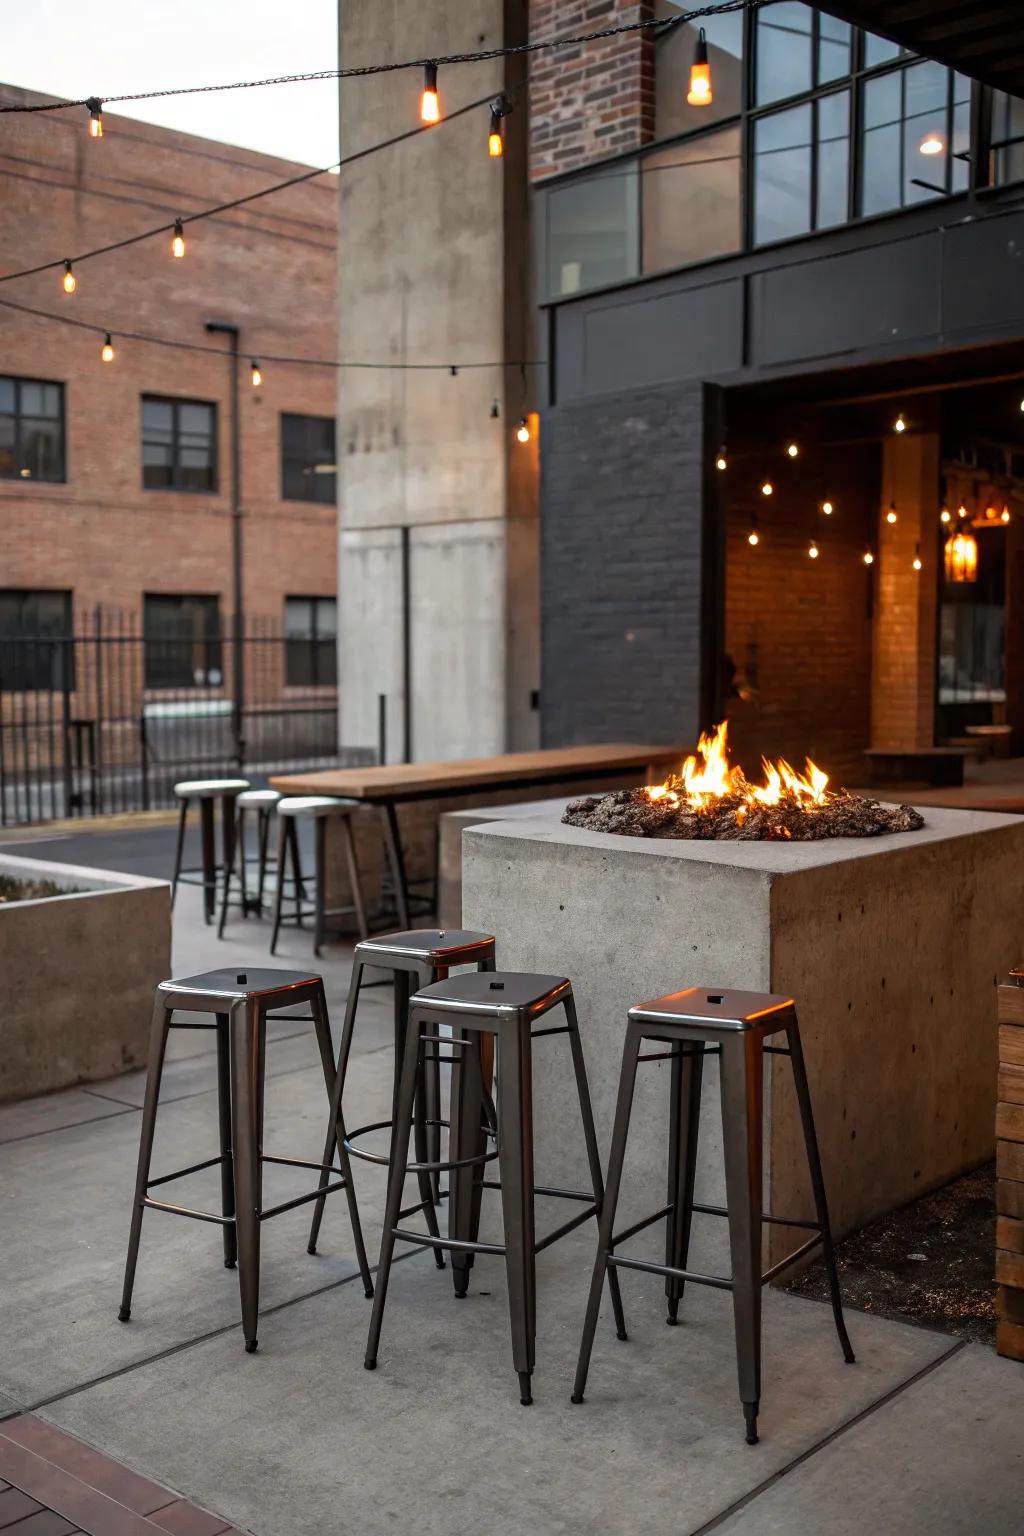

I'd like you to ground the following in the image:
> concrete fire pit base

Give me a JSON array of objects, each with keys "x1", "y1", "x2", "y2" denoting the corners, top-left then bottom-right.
[{"x1": 461, "y1": 803, "x2": 1024, "y2": 1273}]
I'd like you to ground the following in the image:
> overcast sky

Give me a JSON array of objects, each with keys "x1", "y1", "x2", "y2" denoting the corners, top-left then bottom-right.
[{"x1": 2, "y1": 0, "x2": 340, "y2": 166}]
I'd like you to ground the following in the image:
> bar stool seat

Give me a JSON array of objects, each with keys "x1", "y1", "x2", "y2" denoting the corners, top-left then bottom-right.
[
  {"x1": 171, "y1": 778, "x2": 250, "y2": 924},
  {"x1": 571, "y1": 985, "x2": 855, "y2": 1445},
  {"x1": 237, "y1": 788, "x2": 283, "y2": 808},
  {"x1": 364, "y1": 969, "x2": 625, "y2": 1405},
  {"x1": 118, "y1": 965, "x2": 373, "y2": 1354},
  {"x1": 218, "y1": 790, "x2": 283, "y2": 937},
  {"x1": 270, "y1": 796, "x2": 368, "y2": 956}
]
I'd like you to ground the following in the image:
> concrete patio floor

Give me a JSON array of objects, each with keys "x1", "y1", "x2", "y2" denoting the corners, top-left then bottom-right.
[{"x1": 0, "y1": 822, "x2": 1022, "y2": 1534}]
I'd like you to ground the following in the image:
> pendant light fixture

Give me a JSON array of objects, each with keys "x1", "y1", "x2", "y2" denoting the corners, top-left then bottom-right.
[{"x1": 687, "y1": 28, "x2": 712, "y2": 107}]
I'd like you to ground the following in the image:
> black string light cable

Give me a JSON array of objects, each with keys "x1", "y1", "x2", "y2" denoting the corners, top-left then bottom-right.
[{"x1": 0, "y1": 0, "x2": 762, "y2": 117}]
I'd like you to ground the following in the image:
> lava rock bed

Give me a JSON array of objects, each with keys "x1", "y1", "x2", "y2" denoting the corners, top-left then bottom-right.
[{"x1": 561, "y1": 786, "x2": 925, "y2": 841}]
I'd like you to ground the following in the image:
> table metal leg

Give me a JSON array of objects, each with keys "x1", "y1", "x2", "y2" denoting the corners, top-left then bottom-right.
[{"x1": 381, "y1": 802, "x2": 411, "y2": 929}]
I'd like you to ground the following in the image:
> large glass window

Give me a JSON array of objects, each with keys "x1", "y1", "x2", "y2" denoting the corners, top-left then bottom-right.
[
  {"x1": 818, "y1": 13, "x2": 852, "y2": 85},
  {"x1": 141, "y1": 396, "x2": 217, "y2": 493},
  {"x1": 756, "y1": 3, "x2": 814, "y2": 106},
  {"x1": 143, "y1": 594, "x2": 222, "y2": 689},
  {"x1": 991, "y1": 89, "x2": 1024, "y2": 186},
  {"x1": 285, "y1": 596, "x2": 337, "y2": 687},
  {"x1": 654, "y1": 0, "x2": 744, "y2": 138},
  {"x1": 642, "y1": 126, "x2": 742, "y2": 272},
  {"x1": 753, "y1": 90, "x2": 849, "y2": 245},
  {"x1": 281, "y1": 413, "x2": 336, "y2": 504},
  {"x1": 861, "y1": 62, "x2": 969, "y2": 216},
  {"x1": 0, "y1": 589, "x2": 73, "y2": 691},
  {"x1": 544, "y1": 165, "x2": 639, "y2": 299},
  {"x1": 0, "y1": 377, "x2": 65, "y2": 483}
]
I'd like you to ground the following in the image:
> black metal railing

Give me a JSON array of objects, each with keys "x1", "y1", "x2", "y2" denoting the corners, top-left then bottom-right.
[{"x1": 0, "y1": 611, "x2": 373, "y2": 826}]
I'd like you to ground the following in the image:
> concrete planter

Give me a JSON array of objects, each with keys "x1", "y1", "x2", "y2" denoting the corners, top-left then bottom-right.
[{"x1": 0, "y1": 853, "x2": 171, "y2": 1102}]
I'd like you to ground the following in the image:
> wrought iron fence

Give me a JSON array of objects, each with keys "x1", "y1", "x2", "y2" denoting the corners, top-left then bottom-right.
[{"x1": 0, "y1": 611, "x2": 374, "y2": 826}]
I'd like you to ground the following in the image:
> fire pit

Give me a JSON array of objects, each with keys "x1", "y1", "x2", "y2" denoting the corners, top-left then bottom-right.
[{"x1": 564, "y1": 722, "x2": 924, "y2": 840}]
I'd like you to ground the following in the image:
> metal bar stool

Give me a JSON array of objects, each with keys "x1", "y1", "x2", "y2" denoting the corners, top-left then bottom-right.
[
  {"x1": 117, "y1": 967, "x2": 374, "y2": 1353},
  {"x1": 217, "y1": 788, "x2": 282, "y2": 937},
  {"x1": 171, "y1": 778, "x2": 250, "y2": 925},
  {"x1": 269, "y1": 797, "x2": 369, "y2": 957},
  {"x1": 365, "y1": 971, "x2": 626, "y2": 1406},
  {"x1": 307, "y1": 928, "x2": 497, "y2": 1266},
  {"x1": 571, "y1": 987, "x2": 855, "y2": 1445}
]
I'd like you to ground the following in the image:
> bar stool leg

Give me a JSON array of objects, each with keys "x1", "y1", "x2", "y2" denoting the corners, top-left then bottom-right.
[
  {"x1": 220, "y1": 794, "x2": 237, "y2": 907},
  {"x1": 217, "y1": 807, "x2": 240, "y2": 940},
  {"x1": 666, "y1": 1044, "x2": 704, "y2": 1325},
  {"x1": 269, "y1": 815, "x2": 289, "y2": 955},
  {"x1": 256, "y1": 808, "x2": 272, "y2": 912},
  {"x1": 230, "y1": 995, "x2": 264, "y2": 1352},
  {"x1": 313, "y1": 817, "x2": 327, "y2": 958},
  {"x1": 170, "y1": 798, "x2": 188, "y2": 908},
  {"x1": 394, "y1": 969, "x2": 445, "y2": 1268},
  {"x1": 340, "y1": 814, "x2": 369, "y2": 943},
  {"x1": 216, "y1": 1012, "x2": 237, "y2": 1268},
  {"x1": 425, "y1": 963, "x2": 447, "y2": 1207},
  {"x1": 237, "y1": 806, "x2": 249, "y2": 916},
  {"x1": 309, "y1": 983, "x2": 374, "y2": 1297},
  {"x1": 199, "y1": 797, "x2": 217, "y2": 924},
  {"x1": 308, "y1": 962, "x2": 364, "y2": 1254},
  {"x1": 563, "y1": 992, "x2": 627, "y2": 1341},
  {"x1": 786, "y1": 1019, "x2": 855, "y2": 1365},
  {"x1": 448, "y1": 1029, "x2": 486, "y2": 1298},
  {"x1": 572, "y1": 1022, "x2": 642, "y2": 1404},
  {"x1": 118, "y1": 996, "x2": 172, "y2": 1321},
  {"x1": 495, "y1": 1020, "x2": 536, "y2": 1405},
  {"x1": 365, "y1": 1014, "x2": 423, "y2": 1370},
  {"x1": 289, "y1": 819, "x2": 305, "y2": 927},
  {"x1": 719, "y1": 1032, "x2": 764, "y2": 1445},
  {"x1": 381, "y1": 802, "x2": 411, "y2": 930}
]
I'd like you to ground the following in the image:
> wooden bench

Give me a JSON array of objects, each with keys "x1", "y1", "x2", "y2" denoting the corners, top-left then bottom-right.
[{"x1": 863, "y1": 746, "x2": 968, "y2": 788}]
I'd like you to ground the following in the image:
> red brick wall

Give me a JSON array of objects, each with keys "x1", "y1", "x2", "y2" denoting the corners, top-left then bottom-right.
[
  {"x1": 530, "y1": 0, "x2": 655, "y2": 180},
  {"x1": 871, "y1": 436, "x2": 940, "y2": 750},
  {"x1": 724, "y1": 445, "x2": 881, "y2": 784},
  {"x1": 0, "y1": 86, "x2": 338, "y2": 630}
]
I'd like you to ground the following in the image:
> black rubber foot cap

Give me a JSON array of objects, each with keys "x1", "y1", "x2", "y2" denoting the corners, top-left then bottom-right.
[
  {"x1": 225, "y1": 1259, "x2": 237, "y2": 1269},
  {"x1": 665, "y1": 1315, "x2": 679, "y2": 1326},
  {"x1": 454, "y1": 1286, "x2": 468, "y2": 1299},
  {"x1": 306, "y1": 1244, "x2": 317, "y2": 1256},
  {"x1": 363, "y1": 1287, "x2": 374, "y2": 1300},
  {"x1": 616, "y1": 1330, "x2": 628, "y2": 1342},
  {"x1": 520, "y1": 1394, "x2": 533, "y2": 1406},
  {"x1": 117, "y1": 1307, "x2": 130, "y2": 1322},
  {"x1": 570, "y1": 1393, "x2": 584, "y2": 1405},
  {"x1": 245, "y1": 1339, "x2": 258, "y2": 1354},
  {"x1": 746, "y1": 1431, "x2": 759, "y2": 1446},
  {"x1": 364, "y1": 1359, "x2": 377, "y2": 1371}
]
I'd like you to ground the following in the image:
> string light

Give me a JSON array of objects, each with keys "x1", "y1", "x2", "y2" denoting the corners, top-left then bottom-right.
[
  {"x1": 172, "y1": 219, "x2": 186, "y2": 259},
  {"x1": 1002, "y1": 505, "x2": 1012, "y2": 524},
  {"x1": 101, "y1": 332, "x2": 114, "y2": 362},
  {"x1": 747, "y1": 514, "x2": 759, "y2": 547},
  {"x1": 715, "y1": 450, "x2": 727, "y2": 471},
  {"x1": 894, "y1": 413, "x2": 907, "y2": 433},
  {"x1": 62, "y1": 260, "x2": 76, "y2": 294},
  {"x1": 420, "y1": 62, "x2": 440, "y2": 123},
  {"x1": 86, "y1": 97, "x2": 103, "y2": 138},
  {"x1": 821, "y1": 500, "x2": 834, "y2": 515},
  {"x1": 886, "y1": 503, "x2": 898, "y2": 524},
  {"x1": 958, "y1": 502, "x2": 968, "y2": 519},
  {"x1": 488, "y1": 102, "x2": 504, "y2": 158},
  {"x1": 808, "y1": 539, "x2": 819, "y2": 560},
  {"x1": 250, "y1": 359, "x2": 262, "y2": 387},
  {"x1": 761, "y1": 480, "x2": 773, "y2": 497},
  {"x1": 863, "y1": 548, "x2": 875, "y2": 565},
  {"x1": 516, "y1": 417, "x2": 531, "y2": 444},
  {"x1": 912, "y1": 543, "x2": 922, "y2": 571},
  {"x1": 687, "y1": 28, "x2": 712, "y2": 106},
  {"x1": 786, "y1": 441, "x2": 799, "y2": 458},
  {"x1": 940, "y1": 506, "x2": 951, "y2": 524}
]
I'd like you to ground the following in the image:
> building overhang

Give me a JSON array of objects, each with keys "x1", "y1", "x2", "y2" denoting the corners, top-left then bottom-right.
[{"x1": 818, "y1": 1, "x2": 1024, "y2": 98}]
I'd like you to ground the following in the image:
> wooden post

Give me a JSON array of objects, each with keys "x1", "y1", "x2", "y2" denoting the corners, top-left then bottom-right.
[{"x1": 996, "y1": 973, "x2": 1024, "y2": 1362}]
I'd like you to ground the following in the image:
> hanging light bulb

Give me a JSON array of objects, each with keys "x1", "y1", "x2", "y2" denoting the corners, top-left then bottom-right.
[
  {"x1": 919, "y1": 131, "x2": 944, "y2": 156},
  {"x1": 761, "y1": 480, "x2": 773, "y2": 497},
  {"x1": 172, "y1": 219, "x2": 186, "y2": 259},
  {"x1": 912, "y1": 543, "x2": 923, "y2": 572},
  {"x1": 958, "y1": 502, "x2": 968, "y2": 519},
  {"x1": 747, "y1": 514, "x2": 760, "y2": 548},
  {"x1": 687, "y1": 28, "x2": 712, "y2": 106},
  {"x1": 516, "y1": 417, "x2": 531, "y2": 444},
  {"x1": 250, "y1": 359, "x2": 262, "y2": 387},
  {"x1": 863, "y1": 548, "x2": 875, "y2": 566},
  {"x1": 490, "y1": 398, "x2": 500, "y2": 419},
  {"x1": 894, "y1": 413, "x2": 907, "y2": 433},
  {"x1": 886, "y1": 503, "x2": 898, "y2": 524},
  {"x1": 101, "y1": 333, "x2": 114, "y2": 363},
  {"x1": 86, "y1": 97, "x2": 103, "y2": 139},
  {"x1": 945, "y1": 529, "x2": 978, "y2": 583},
  {"x1": 786, "y1": 441, "x2": 799, "y2": 459},
  {"x1": 420, "y1": 62, "x2": 440, "y2": 123},
  {"x1": 1002, "y1": 505, "x2": 1012, "y2": 524},
  {"x1": 62, "y1": 260, "x2": 76, "y2": 294},
  {"x1": 715, "y1": 449, "x2": 727, "y2": 471},
  {"x1": 808, "y1": 539, "x2": 819, "y2": 560},
  {"x1": 940, "y1": 506, "x2": 951, "y2": 524},
  {"x1": 488, "y1": 104, "x2": 504, "y2": 159},
  {"x1": 821, "y1": 500, "x2": 834, "y2": 516}
]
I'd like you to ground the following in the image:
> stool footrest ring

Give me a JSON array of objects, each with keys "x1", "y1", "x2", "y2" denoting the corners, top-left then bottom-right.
[
  {"x1": 392, "y1": 1228, "x2": 507, "y2": 1257},
  {"x1": 344, "y1": 1116, "x2": 497, "y2": 1173}
]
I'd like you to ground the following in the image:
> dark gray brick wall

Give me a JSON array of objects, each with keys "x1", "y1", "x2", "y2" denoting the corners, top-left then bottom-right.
[{"x1": 540, "y1": 381, "x2": 711, "y2": 748}]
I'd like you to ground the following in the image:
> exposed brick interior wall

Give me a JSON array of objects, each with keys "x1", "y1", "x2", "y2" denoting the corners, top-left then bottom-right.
[
  {"x1": 530, "y1": 0, "x2": 654, "y2": 181},
  {"x1": 0, "y1": 86, "x2": 338, "y2": 629},
  {"x1": 540, "y1": 380, "x2": 708, "y2": 748},
  {"x1": 724, "y1": 445, "x2": 880, "y2": 784}
]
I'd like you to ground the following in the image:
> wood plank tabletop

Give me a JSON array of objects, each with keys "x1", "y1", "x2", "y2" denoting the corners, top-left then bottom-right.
[{"x1": 271, "y1": 742, "x2": 682, "y2": 802}]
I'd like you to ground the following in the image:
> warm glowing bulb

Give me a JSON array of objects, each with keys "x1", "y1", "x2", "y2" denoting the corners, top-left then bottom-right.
[
  {"x1": 101, "y1": 333, "x2": 114, "y2": 362},
  {"x1": 913, "y1": 551, "x2": 923, "y2": 571},
  {"x1": 516, "y1": 418, "x2": 530, "y2": 444},
  {"x1": 715, "y1": 453, "x2": 727, "y2": 471},
  {"x1": 919, "y1": 132, "x2": 944, "y2": 156},
  {"x1": 172, "y1": 219, "x2": 186, "y2": 259},
  {"x1": 821, "y1": 500, "x2": 834, "y2": 516},
  {"x1": 748, "y1": 530, "x2": 760, "y2": 547},
  {"x1": 863, "y1": 549, "x2": 875, "y2": 565},
  {"x1": 958, "y1": 503, "x2": 968, "y2": 519},
  {"x1": 250, "y1": 360, "x2": 262, "y2": 388},
  {"x1": 886, "y1": 505, "x2": 898, "y2": 524},
  {"x1": 687, "y1": 28, "x2": 712, "y2": 106},
  {"x1": 62, "y1": 261, "x2": 76, "y2": 294},
  {"x1": 894, "y1": 413, "x2": 906, "y2": 433},
  {"x1": 808, "y1": 541, "x2": 819, "y2": 560},
  {"x1": 940, "y1": 508, "x2": 951, "y2": 524},
  {"x1": 421, "y1": 63, "x2": 440, "y2": 123},
  {"x1": 89, "y1": 112, "x2": 103, "y2": 139},
  {"x1": 1002, "y1": 507, "x2": 1012, "y2": 523},
  {"x1": 761, "y1": 480, "x2": 773, "y2": 497},
  {"x1": 488, "y1": 103, "x2": 504, "y2": 158},
  {"x1": 786, "y1": 442, "x2": 799, "y2": 458},
  {"x1": 1020, "y1": 398, "x2": 1024, "y2": 413}
]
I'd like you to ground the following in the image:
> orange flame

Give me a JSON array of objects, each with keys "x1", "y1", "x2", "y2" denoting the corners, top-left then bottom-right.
[{"x1": 647, "y1": 721, "x2": 831, "y2": 815}]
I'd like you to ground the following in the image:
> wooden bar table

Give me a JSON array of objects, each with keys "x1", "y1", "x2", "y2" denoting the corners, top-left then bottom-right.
[{"x1": 271, "y1": 743, "x2": 681, "y2": 930}]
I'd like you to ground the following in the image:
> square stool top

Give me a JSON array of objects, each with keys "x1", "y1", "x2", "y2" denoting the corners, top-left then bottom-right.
[
  {"x1": 629, "y1": 987, "x2": 795, "y2": 1032},
  {"x1": 159, "y1": 967, "x2": 322, "y2": 1008},
  {"x1": 357, "y1": 928, "x2": 495, "y2": 967},
  {"x1": 173, "y1": 778, "x2": 250, "y2": 798},
  {"x1": 411, "y1": 970, "x2": 570, "y2": 1023}
]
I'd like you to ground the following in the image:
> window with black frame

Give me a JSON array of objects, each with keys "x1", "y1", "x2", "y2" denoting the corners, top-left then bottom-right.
[
  {"x1": 143, "y1": 594, "x2": 222, "y2": 689},
  {"x1": 0, "y1": 377, "x2": 65, "y2": 483},
  {"x1": 285, "y1": 596, "x2": 337, "y2": 687},
  {"x1": 859, "y1": 59, "x2": 970, "y2": 215},
  {"x1": 281, "y1": 413, "x2": 337, "y2": 503},
  {"x1": 0, "y1": 589, "x2": 74, "y2": 691},
  {"x1": 141, "y1": 396, "x2": 217, "y2": 492}
]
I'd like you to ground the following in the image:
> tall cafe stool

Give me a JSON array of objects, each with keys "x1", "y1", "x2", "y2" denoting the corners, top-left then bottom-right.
[
  {"x1": 171, "y1": 778, "x2": 250, "y2": 925},
  {"x1": 365, "y1": 971, "x2": 626, "y2": 1406},
  {"x1": 117, "y1": 967, "x2": 374, "y2": 1354},
  {"x1": 571, "y1": 987, "x2": 854, "y2": 1445},
  {"x1": 307, "y1": 928, "x2": 497, "y2": 1264},
  {"x1": 269, "y1": 796, "x2": 369, "y2": 957},
  {"x1": 217, "y1": 788, "x2": 282, "y2": 938}
]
